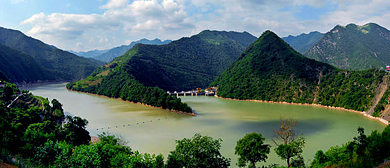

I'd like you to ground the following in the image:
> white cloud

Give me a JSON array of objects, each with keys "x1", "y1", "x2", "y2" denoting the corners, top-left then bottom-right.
[
  {"x1": 20, "y1": 0, "x2": 390, "y2": 51},
  {"x1": 21, "y1": 0, "x2": 194, "y2": 51},
  {"x1": 101, "y1": 0, "x2": 128, "y2": 9}
]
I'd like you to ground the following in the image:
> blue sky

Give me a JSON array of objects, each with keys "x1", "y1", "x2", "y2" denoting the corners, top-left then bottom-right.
[{"x1": 1, "y1": 0, "x2": 390, "y2": 51}]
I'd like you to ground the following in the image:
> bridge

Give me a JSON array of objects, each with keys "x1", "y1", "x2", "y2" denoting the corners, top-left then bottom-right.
[{"x1": 167, "y1": 87, "x2": 217, "y2": 97}]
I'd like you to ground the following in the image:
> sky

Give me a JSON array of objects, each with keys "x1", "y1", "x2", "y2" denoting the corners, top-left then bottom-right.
[{"x1": 1, "y1": 0, "x2": 390, "y2": 52}]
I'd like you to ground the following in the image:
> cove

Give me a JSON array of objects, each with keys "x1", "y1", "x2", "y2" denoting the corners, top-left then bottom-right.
[{"x1": 27, "y1": 83, "x2": 385, "y2": 166}]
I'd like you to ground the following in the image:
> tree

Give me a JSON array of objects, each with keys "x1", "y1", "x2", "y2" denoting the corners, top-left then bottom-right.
[
  {"x1": 273, "y1": 117, "x2": 305, "y2": 167},
  {"x1": 62, "y1": 115, "x2": 90, "y2": 146},
  {"x1": 167, "y1": 133, "x2": 230, "y2": 168},
  {"x1": 51, "y1": 99, "x2": 64, "y2": 117},
  {"x1": 235, "y1": 133, "x2": 270, "y2": 168},
  {"x1": 274, "y1": 136, "x2": 305, "y2": 168}
]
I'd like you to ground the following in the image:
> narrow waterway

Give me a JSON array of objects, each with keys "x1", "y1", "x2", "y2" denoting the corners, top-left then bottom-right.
[{"x1": 28, "y1": 83, "x2": 385, "y2": 166}]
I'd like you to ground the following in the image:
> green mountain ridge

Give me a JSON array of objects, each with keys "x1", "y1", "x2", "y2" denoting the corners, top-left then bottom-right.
[
  {"x1": 0, "y1": 44, "x2": 57, "y2": 83},
  {"x1": 305, "y1": 23, "x2": 390, "y2": 70},
  {"x1": 0, "y1": 27, "x2": 100, "y2": 81},
  {"x1": 126, "y1": 30, "x2": 257, "y2": 91},
  {"x1": 212, "y1": 30, "x2": 390, "y2": 113},
  {"x1": 67, "y1": 30, "x2": 258, "y2": 113}
]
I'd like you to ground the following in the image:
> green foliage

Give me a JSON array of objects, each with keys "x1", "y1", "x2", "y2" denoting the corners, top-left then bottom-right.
[
  {"x1": 1, "y1": 83, "x2": 169, "y2": 167},
  {"x1": 0, "y1": 26, "x2": 100, "y2": 81},
  {"x1": 235, "y1": 132, "x2": 270, "y2": 168},
  {"x1": 212, "y1": 30, "x2": 387, "y2": 112},
  {"x1": 67, "y1": 63, "x2": 193, "y2": 113},
  {"x1": 305, "y1": 23, "x2": 390, "y2": 70},
  {"x1": 0, "y1": 44, "x2": 57, "y2": 83},
  {"x1": 310, "y1": 125, "x2": 390, "y2": 168},
  {"x1": 274, "y1": 136, "x2": 305, "y2": 168},
  {"x1": 167, "y1": 133, "x2": 231, "y2": 168},
  {"x1": 127, "y1": 31, "x2": 256, "y2": 91},
  {"x1": 67, "y1": 30, "x2": 257, "y2": 113},
  {"x1": 62, "y1": 115, "x2": 90, "y2": 146}
]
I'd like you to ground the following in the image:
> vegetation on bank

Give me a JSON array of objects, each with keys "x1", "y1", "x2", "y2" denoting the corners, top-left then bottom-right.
[
  {"x1": 1, "y1": 84, "x2": 389, "y2": 167},
  {"x1": 66, "y1": 62, "x2": 193, "y2": 113},
  {"x1": 212, "y1": 30, "x2": 388, "y2": 113}
]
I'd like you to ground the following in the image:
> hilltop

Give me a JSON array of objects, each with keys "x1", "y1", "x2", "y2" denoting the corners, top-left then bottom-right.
[
  {"x1": 212, "y1": 30, "x2": 390, "y2": 119},
  {"x1": 305, "y1": 23, "x2": 390, "y2": 70},
  {"x1": 282, "y1": 31, "x2": 324, "y2": 54}
]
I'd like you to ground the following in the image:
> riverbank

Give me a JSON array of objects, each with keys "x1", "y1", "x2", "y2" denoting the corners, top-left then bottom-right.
[
  {"x1": 67, "y1": 88, "x2": 196, "y2": 117},
  {"x1": 215, "y1": 95, "x2": 389, "y2": 125}
]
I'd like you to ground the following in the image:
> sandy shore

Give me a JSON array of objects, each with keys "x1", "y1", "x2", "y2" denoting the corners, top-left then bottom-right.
[
  {"x1": 215, "y1": 95, "x2": 389, "y2": 125},
  {"x1": 67, "y1": 88, "x2": 196, "y2": 116}
]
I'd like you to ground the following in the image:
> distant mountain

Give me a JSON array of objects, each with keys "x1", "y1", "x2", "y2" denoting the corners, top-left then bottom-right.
[
  {"x1": 212, "y1": 30, "x2": 389, "y2": 113},
  {"x1": 282, "y1": 31, "x2": 324, "y2": 54},
  {"x1": 0, "y1": 44, "x2": 57, "y2": 83},
  {"x1": 305, "y1": 23, "x2": 390, "y2": 70},
  {"x1": 93, "y1": 38, "x2": 172, "y2": 62},
  {"x1": 69, "y1": 49, "x2": 109, "y2": 58},
  {"x1": 0, "y1": 27, "x2": 100, "y2": 80}
]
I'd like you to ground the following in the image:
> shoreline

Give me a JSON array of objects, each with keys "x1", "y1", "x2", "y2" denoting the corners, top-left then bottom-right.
[
  {"x1": 67, "y1": 88, "x2": 196, "y2": 117},
  {"x1": 214, "y1": 95, "x2": 389, "y2": 125}
]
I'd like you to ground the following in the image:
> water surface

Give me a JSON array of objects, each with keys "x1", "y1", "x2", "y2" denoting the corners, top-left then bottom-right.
[{"x1": 28, "y1": 83, "x2": 385, "y2": 166}]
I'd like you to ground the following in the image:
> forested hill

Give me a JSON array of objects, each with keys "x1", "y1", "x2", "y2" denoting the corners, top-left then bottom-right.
[
  {"x1": 122, "y1": 30, "x2": 257, "y2": 91},
  {"x1": 0, "y1": 44, "x2": 57, "y2": 83},
  {"x1": 212, "y1": 30, "x2": 390, "y2": 114},
  {"x1": 67, "y1": 30, "x2": 257, "y2": 113},
  {"x1": 305, "y1": 23, "x2": 390, "y2": 70},
  {"x1": 0, "y1": 27, "x2": 100, "y2": 80},
  {"x1": 282, "y1": 31, "x2": 324, "y2": 54}
]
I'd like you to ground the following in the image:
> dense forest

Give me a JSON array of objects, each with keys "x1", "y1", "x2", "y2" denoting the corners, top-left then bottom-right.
[
  {"x1": 212, "y1": 30, "x2": 388, "y2": 113},
  {"x1": 305, "y1": 23, "x2": 390, "y2": 70},
  {"x1": 113, "y1": 30, "x2": 257, "y2": 91},
  {"x1": 0, "y1": 27, "x2": 101, "y2": 82},
  {"x1": 66, "y1": 61, "x2": 193, "y2": 113},
  {"x1": 0, "y1": 44, "x2": 58, "y2": 83},
  {"x1": 66, "y1": 30, "x2": 259, "y2": 114}
]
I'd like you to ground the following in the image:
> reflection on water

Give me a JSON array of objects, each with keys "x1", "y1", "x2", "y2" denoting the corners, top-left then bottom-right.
[{"x1": 28, "y1": 83, "x2": 385, "y2": 166}]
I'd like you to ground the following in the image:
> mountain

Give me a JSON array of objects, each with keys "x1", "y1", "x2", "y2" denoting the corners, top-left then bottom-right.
[
  {"x1": 282, "y1": 31, "x2": 324, "y2": 54},
  {"x1": 93, "y1": 38, "x2": 172, "y2": 62},
  {"x1": 305, "y1": 23, "x2": 390, "y2": 70},
  {"x1": 0, "y1": 27, "x2": 100, "y2": 80},
  {"x1": 69, "y1": 49, "x2": 109, "y2": 58},
  {"x1": 116, "y1": 30, "x2": 257, "y2": 91},
  {"x1": 66, "y1": 30, "x2": 257, "y2": 113},
  {"x1": 212, "y1": 30, "x2": 389, "y2": 113},
  {"x1": 0, "y1": 44, "x2": 57, "y2": 83}
]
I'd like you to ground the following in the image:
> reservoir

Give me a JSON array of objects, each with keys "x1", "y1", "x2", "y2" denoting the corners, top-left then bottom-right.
[{"x1": 28, "y1": 83, "x2": 385, "y2": 166}]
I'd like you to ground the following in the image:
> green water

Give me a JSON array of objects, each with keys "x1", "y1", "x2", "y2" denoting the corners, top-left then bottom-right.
[{"x1": 28, "y1": 83, "x2": 386, "y2": 166}]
